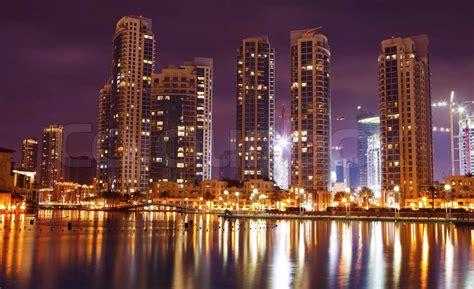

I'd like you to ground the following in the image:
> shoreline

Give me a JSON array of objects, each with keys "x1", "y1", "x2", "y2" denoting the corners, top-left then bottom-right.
[
  {"x1": 217, "y1": 213, "x2": 455, "y2": 224},
  {"x1": 4, "y1": 208, "x2": 474, "y2": 226}
]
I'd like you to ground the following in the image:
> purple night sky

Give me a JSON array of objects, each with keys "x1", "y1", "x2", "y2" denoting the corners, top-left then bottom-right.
[{"x1": 1, "y1": 0, "x2": 472, "y2": 181}]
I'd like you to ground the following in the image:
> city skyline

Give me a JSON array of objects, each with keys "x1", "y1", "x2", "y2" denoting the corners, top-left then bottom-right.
[
  {"x1": 1, "y1": 1, "x2": 472, "y2": 182},
  {"x1": 1, "y1": 3, "x2": 473, "y2": 289}
]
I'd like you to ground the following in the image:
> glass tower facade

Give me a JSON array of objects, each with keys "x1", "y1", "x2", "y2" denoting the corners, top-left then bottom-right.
[
  {"x1": 290, "y1": 29, "x2": 331, "y2": 209},
  {"x1": 379, "y1": 35, "x2": 433, "y2": 205},
  {"x1": 97, "y1": 16, "x2": 155, "y2": 194},
  {"x1": 236, "y1": 36, "x2": 275, "y2": 181}
]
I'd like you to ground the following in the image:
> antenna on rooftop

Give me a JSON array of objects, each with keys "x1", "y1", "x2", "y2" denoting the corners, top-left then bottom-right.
[{"x1": 306, "y1": 26, "x2": 323, "y2": 33}]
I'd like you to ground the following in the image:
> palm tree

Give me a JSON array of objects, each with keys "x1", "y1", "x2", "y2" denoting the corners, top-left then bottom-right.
[
  {"x1": 204, "y1": 191, "x2": 213, "y2": 201},
  {"x1": 334, "y1": 192, "x2": 349, "y2": 206},
  {"x1": 460, "y1": 183, "x2": 470, "y2": 206},
  {"x1": 160, "y1": 191, "x2": 170, "y2": 199},
  {"x1": 358, "y1": 187, "x2": 374, "y2": 208},
  {"x1": 429, "y1": 185, "x2": 444, "y2": 210},
  {"x1": 270, "y1": 191, "x2": 282, "y2": 202}
]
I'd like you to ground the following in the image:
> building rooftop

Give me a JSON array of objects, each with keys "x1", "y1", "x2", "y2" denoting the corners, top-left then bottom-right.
[
  {"x1": 357, "y1": 116, "x2": 380, "y2": 124},
  {"x1": 0, "y1": 147, "x2": 15, "y2": 153}
]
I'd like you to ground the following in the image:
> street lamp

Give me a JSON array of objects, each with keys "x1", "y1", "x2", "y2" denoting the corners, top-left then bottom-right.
[
  {"x1": 260, "y1": 194, "x2": 266, "y2": 210},
  {"x1": 342, "y1": 197, "x2": 348, "y2": 216},
  {"x1": 444, "y1": 183, "x2": 452, "y2": 219},
  {"x1": 252, "y1": 188, "x2": 259, "y2": 211},
  {"x1": 299, "y1": 188, "x2": 305, "y2": 214},
  {"x1": 224, "y1": 190, "x2": 229, "y2": 209},
  {"x1": 345, "y1": 187, "x2": 351, "y2": 216},
  {"x1": 235, "y1": 192, "x2": 240, "y2": 211},
  {"x1": 394, "y1": 185, "x2": 400, "y2": 218}
]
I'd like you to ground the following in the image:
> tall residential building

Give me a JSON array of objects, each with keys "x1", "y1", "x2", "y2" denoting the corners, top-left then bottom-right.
[
  {"x1": 21, "y1": 138, "x2": 38, "y2": 171},
  {"x1": 290, "y1": 29, "x2": 331, "y2": 209},
  {"x1": 459, "y1": 115, "x2": 474, "y2": 175},
  {"x1": 357, "y1": 115, "x2": 380, "y2": 188},
  {"x1": 181, "y1": 58, "x2": 213, "y2": 181},
  {"x1": 97, "y1": 16, "x2": 155, "y2": 194},
  {"x1": 97, "y1": 82, "x2": 111, "y2": 191},
  {"x1": 367, "y1": 134, "x2": 382, "y2": 197},
  {"x1": 379, "y1": 35, "x2": 433, "y2": 204},
  {"x1": 218, "y1": 136, "x2": 238, "y2": 180},
  {"x1": 40, "y1": 125, "x2": 63, "y2": 188},
  {"x1": 236, "y1": 36, "x2": 275, "y2": 181},
  {"x1": 151, "y1": 66, "x2": 197, "y2": 186}
]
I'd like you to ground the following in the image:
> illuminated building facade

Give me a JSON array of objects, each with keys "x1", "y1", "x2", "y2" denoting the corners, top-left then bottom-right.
[
  {"x1": 151, "y1": 66, "x2": 197, "y2": 185},
  {"x1": 0, "y1": 148, "x2": 15, "y2": 194},
  {"x1": 181, "y1": 58, "x2": 213, "y2": 181},
  {"x1": 290, "y1": 29, "x2": 331, "y2": 209},
  {"x1": 379, "y1": 35, "x2": 433, "y2": 204},
  {"x1": 97, "y1": 16, "x2": 155, "y2": 194},
  {"x1": 21, "y1": 138, "x2": 38, "y2": 172},
  {"x1": 367, "y1": 134, "x2": 382, "y2": 197},
  {"x1": 274, "y1": 134, "x2": 289, "y2": 190},
  {"x1": 357, "y1": 115, "x2": 380, "y2": 188},
  {"x1": 236, "y1": 36, "x2": 275, "y2": 181},
  {"x1": 97, "y1": 82, "x2": 111, "y2": 191},
  {"x1": 459, "y1": 115, "x2": 474, "y2": 175},
  {"x1": 40, "y1": 125, "x2": 63, "y2": 188}
]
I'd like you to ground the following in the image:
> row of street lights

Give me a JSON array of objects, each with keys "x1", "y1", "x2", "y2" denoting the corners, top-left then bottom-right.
[
  {"x1": 220, "y1": 190, "x2": 240, "y2": 210},
  {"x1": 391, "y1": 184, "x2": 453, "y2": 219}
]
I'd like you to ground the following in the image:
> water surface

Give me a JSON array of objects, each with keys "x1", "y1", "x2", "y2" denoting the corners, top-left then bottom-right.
[{"x1": 0, "y1": 210, "x2": 473, "y2": 289}]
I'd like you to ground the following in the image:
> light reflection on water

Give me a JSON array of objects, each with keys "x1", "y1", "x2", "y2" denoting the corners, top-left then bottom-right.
[{"x1": 0, "y1": 210, "x2": 473, "y2": 289}]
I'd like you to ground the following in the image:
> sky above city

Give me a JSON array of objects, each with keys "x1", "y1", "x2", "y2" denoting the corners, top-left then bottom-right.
[{"x1": 0, "y1": 0, "x2": 472, "y2": 181}]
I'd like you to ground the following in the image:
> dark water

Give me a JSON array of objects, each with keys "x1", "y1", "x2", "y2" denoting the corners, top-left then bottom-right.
[{"x1": 0, "y1": 210, "x2": 473, "y2": 289}]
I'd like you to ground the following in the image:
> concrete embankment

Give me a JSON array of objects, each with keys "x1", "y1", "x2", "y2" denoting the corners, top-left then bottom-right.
[{"x1": 218, "y1": 213, "x2": 474, "y2": 225}]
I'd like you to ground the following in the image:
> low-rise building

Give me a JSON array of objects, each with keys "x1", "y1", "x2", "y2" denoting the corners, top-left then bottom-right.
[
  {"x1": 200, "y1": 180, "x2": 228, "y2": 200},
  {"x1": 151, "y1": 181, "x2": 199, "y2": 200},
  {"x1": 39, "y1": 182, "x2": 94, "y2": 203},
  {"x1": 243, "y1": 179, "x2": 274, "y2": 199},
  {"x1": 0, "y1": 192, "x2": 11, "y2": 211},
  {"x1": 445, "y1": 175, "x2": 474, "y2": 209},
  {"x1": 12, "y1": 168, "x2": 39, "y2": 202},
  {"x1": 0, "y1": 148, "x2": 15, "y2": 194}
]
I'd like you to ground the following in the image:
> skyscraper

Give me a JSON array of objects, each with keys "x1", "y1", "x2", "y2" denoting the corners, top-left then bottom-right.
[
  {"x1": 97, "y1": 16, "x2": 155, "y2": 194},
  {"x1": 150, "y1": 66, "x2": 197, "y2": 185},
  {"x1": 357, "y1": 115, "x2": 380, "y2": 188},
  {"x1": 40, "y1": 125, "x2": 63, "y2": 188},
  {"x1": 290, "y1": 29, "x2": 331, "y2": 209},
  {"x1": 379, "y1": 35, "x2": 433, "y2": 205},
  {"x1": 459, "y1": 115, "x2": 474, "y2": 176},
  {"x1": 181, "y1": 58, "x2": 213, "y2": 181},
  {"x1": 21, "y1": 138, "x2": 38, "y2": 171},
  {"x1": 97, "y1": 82, "x2": 111, "y2": 191},
  {"x1": 236, "y1": 36, "x2": 275, "y2": 181},
  {"x1": 367, "y1": 134, "x2": 382, "y2": 197}
]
